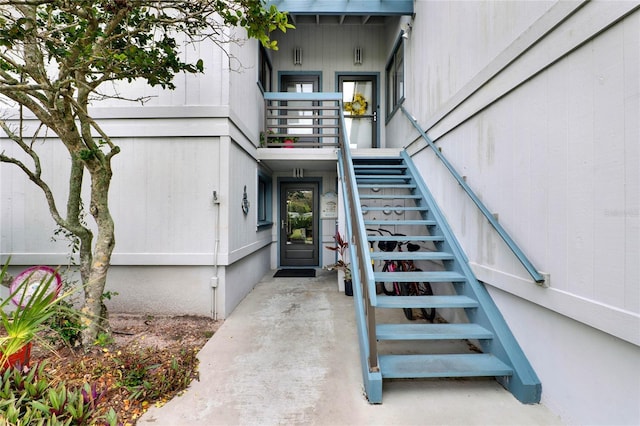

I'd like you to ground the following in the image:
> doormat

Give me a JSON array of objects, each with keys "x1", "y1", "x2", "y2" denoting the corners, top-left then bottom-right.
[{"x1": 273, "y1": 268, "x2": 316, "y2": 278}]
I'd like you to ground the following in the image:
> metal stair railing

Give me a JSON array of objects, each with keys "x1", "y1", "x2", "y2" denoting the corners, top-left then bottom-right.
[
  {"x1": 336, "y1": 99, "x2": 383, "y2": 402},
  {"x1": 400, "y1": 106, "x2": 546, "y2": 285}
]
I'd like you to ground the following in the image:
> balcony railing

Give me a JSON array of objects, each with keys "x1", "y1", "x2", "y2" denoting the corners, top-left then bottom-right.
[{"x1": 263, "y1": 92, "x2": 343, "y2": 148}]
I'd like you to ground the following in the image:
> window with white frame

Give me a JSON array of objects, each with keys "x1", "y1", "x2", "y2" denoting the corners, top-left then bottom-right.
[{"x1": 386, "y1": 38, "x2": 404, "y2": 116}]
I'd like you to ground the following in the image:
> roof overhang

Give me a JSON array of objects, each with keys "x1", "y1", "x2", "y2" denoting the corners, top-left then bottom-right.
[
  {"x1": 266, "y1": 0, "x2": 413, "y2": 25},
  {"x1": 266, "y1": 0, "x2": 413, "y2": 16}
]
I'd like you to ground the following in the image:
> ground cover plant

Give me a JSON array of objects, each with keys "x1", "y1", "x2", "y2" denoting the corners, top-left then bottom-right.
[{"x1": 1, "y1": 314, "x2": 220, "y2": 425}]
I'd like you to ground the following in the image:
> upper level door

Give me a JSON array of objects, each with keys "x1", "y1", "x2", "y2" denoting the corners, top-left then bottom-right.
[
  {"x1": 280, "y1": 74, "x2": 321, "y2": 144},
  {"x1": 339, "y1": 75, "x2": 378, "y2": 148}
]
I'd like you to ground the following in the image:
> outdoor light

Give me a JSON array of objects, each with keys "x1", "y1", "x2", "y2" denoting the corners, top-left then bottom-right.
[
  {"x1": 354, "y1": 47, "x2": 363, "y2": 65},
  {"x1": 293, "y1": 47, "x2": 303, "y2": 65},
  {"x1": 401, "y1": 21, "x2": 412, "y2": 39}
]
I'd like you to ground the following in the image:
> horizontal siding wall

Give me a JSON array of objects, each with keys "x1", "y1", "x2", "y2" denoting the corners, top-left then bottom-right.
[
  {"x1": 1, "y1": 32, "x2": 270, "y2": 318},
  {"x1": 400, "y1": 1, "x2": 639, "y2": 425},
  {"x1": 93, "y1": 35, "x2": 231, "y2": 108},
  {"x1": 1, "y1": 135, "x2": 220, "y2": 265}
]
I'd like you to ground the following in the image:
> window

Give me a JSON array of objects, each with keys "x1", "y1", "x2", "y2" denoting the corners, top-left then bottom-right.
[
  {"x1": 257, "y1": 170, "x2": 273, "y2": 229},
  {"x1": 258, "y1": 45, "x2": 272, "y2": 92},
  {"x1": 386, "y1": 38, "x2": 404, "y2": 116}
]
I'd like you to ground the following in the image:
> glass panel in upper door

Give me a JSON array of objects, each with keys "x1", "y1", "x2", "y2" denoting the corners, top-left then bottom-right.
[{"x1": 340, "y1": 77, "x2": 377, "y2": 149}]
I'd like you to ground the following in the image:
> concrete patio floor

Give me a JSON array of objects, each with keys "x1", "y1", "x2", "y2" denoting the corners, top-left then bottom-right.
[{"x1": 139, "y1": 269, "x2": 563, "y2": 426}]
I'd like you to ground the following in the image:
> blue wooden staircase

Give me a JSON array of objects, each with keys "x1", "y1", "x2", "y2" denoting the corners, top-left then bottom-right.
[{"x1": 342, "y1": 152, "x2": 541, "y2": 404}]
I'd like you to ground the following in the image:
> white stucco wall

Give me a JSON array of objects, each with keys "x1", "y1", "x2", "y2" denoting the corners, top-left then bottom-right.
[{"x1": 396, "y1": 1, "x2": 640, "y2": 424}]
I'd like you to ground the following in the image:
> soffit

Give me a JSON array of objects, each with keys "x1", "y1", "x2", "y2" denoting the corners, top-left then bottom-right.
[{"x1": 266, "y1": 0, "x2": 413, "y2": 25}]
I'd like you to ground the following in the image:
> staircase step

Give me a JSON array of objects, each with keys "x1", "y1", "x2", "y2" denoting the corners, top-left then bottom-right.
[
  {"x1": 376, "y1": 323, "x2": 494, "y2": 341},
  {"x1": 354, "y1": 164, "x2": 406, "y2": 169},
  {"x1": 356, "y1": 175, "x2": 410, "y2": 180},
  {"x1": 378, "y1": 354, "x2": 513, "y2": 378},
  {"x1": 358, "y1": 183, "x2": 416, "y2": 189},
  {"x1": 363, "y1": 206, "x2": 428, "y2": 212},
  {"x1": 375, "y1": 270, "x2": 465, "y2": 282},
  {"x1": 364, "y1": 220, "x2": 436, "y2": 226},
  {"x1": 370, "y1": 251, "x2": 454, "y2": 261},
  {"x1": 368, "y1": 235, "x2": 445, "y2": 243},
  {"x1": 360, "y1": 194, "x2": 423, "y2": 200},
  {"x1": 376, "y1": 295, "x2": 478, "y2": 309}
]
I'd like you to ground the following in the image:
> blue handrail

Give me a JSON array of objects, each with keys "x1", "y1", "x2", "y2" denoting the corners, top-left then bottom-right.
[{"x1": 401, "y1": 106, "x2": 545, "y2": 284}]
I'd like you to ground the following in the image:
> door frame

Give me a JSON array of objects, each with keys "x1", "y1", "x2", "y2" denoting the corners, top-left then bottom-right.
[
  {"x1": 278, "y1": 71, "x2": 323, "y2": 92},
  {"x1": 277, "y1": 177, "x2": 322, "y2": 267},
  {"x1": 336, "y1": 72, "x2": 380, "y2": 148}
]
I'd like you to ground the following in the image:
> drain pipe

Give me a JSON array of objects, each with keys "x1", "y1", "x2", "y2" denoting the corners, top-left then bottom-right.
[{"x1": 211, "y1": 189, "x2": 221, "y2": 320}]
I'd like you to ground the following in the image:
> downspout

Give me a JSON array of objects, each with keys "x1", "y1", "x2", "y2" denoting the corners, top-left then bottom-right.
[
  {"x1": 211, "y1": 190, "x2": 220, "y2": 320},
  {"x1": 211, "y1": 140, "x2": 222, "y2": 320}
]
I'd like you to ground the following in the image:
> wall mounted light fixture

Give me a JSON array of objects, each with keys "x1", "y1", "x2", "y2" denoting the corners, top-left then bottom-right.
[
  {"x1": 293, "y1": 47, "x2": 303, "y2": 65},
  {"x1": 354, "y1": 47, "x2": 363, "y2": 65},
  {"x1": 401, "y1": 21, "x2": 412, "y2": 39}
]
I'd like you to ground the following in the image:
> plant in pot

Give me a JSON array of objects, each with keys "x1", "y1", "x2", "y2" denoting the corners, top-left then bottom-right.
[
  {"x1": 0, "y1": 262, "x2": 64, "y2": 370},
  {"x1": 326, "y1": 232, "x2": 353, "y2": 296},
  {"x1": 282, "y1": 136, "x2": 298, "y2": 148}
]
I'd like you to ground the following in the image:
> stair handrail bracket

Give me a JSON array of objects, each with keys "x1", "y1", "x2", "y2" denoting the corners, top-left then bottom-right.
[
  {"x1": 336, "y1": 100, "x2": 383, "y2": 403},
  {"x1": 400, "y1": 106, "x2": 547, "y2": 286}
]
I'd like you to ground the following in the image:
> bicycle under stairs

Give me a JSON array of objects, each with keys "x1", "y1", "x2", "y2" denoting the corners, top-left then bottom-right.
[{"x1": 346, "y1": 151, "x2": 541, "y2": 404}]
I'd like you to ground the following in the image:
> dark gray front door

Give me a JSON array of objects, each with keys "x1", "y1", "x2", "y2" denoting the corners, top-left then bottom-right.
[{"x1": 280, "y1": 182, "x2": 319, "y2": 266}]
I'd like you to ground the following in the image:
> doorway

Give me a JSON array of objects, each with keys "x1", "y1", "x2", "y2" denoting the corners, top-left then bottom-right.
[
  {"x1": 279, "y1": 181, "x2": 320, "y2": 267},
  {"x1": 280, "y1": 73, "x2": 321, "y2": 144},
  {"x1": 338, "y1": 74, "x2": 378, "y2": 148}
]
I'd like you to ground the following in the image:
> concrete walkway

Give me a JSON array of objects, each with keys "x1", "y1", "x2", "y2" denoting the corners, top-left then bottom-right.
[{"x1": 139, "y1": 269, "x2": 562, "y2": 426}]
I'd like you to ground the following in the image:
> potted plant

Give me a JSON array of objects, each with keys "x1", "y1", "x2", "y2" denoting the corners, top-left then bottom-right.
[
  {"x1": 282, "y1": 136, "x2": 298, "y2": 148},
  {"x1": 326, "y1": 232, "x2": 353, "y2": 296},
  {"x1": 0, "y1": 262, "x2": 64, "y2": 370}
]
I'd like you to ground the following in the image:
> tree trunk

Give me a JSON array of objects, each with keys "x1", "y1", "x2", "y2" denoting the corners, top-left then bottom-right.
[{"x1": 79, "y1": 167, "x2": 116, "y2": 347}]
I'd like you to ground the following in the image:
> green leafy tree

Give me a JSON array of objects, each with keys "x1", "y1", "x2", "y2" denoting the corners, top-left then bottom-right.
[{"x1": 0, "y1": 0, "x2": 293, "y2": 346}]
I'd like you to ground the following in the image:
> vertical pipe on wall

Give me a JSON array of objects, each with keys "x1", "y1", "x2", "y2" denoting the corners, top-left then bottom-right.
[{"x1": 211, "y1": 140, "x2": 222, "y2": 321}]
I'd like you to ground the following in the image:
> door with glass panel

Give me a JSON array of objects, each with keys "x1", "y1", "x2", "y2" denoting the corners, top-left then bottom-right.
[
  {"x1": 279, "y1": 181, "x2": 319, "y2": 266},
  {"x1": 339, "y1": 75, "x2": 378, "y2": 148},
  {"x1": 280, "y1": 74, "x2": 320, "y2": 144}
]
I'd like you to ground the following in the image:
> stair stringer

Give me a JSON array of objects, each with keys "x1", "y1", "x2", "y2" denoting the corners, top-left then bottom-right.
[
  {"x1": 338, "y1": 153, "x2": 383, "y2": 404},
  {"x1": 401, "y1": 151, "x2": 542, "y2": 404}
]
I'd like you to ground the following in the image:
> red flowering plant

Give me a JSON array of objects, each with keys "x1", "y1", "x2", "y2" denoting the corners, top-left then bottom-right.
[{"x1": 325, "y1": 232, "x2": 351, "y2": 280}]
